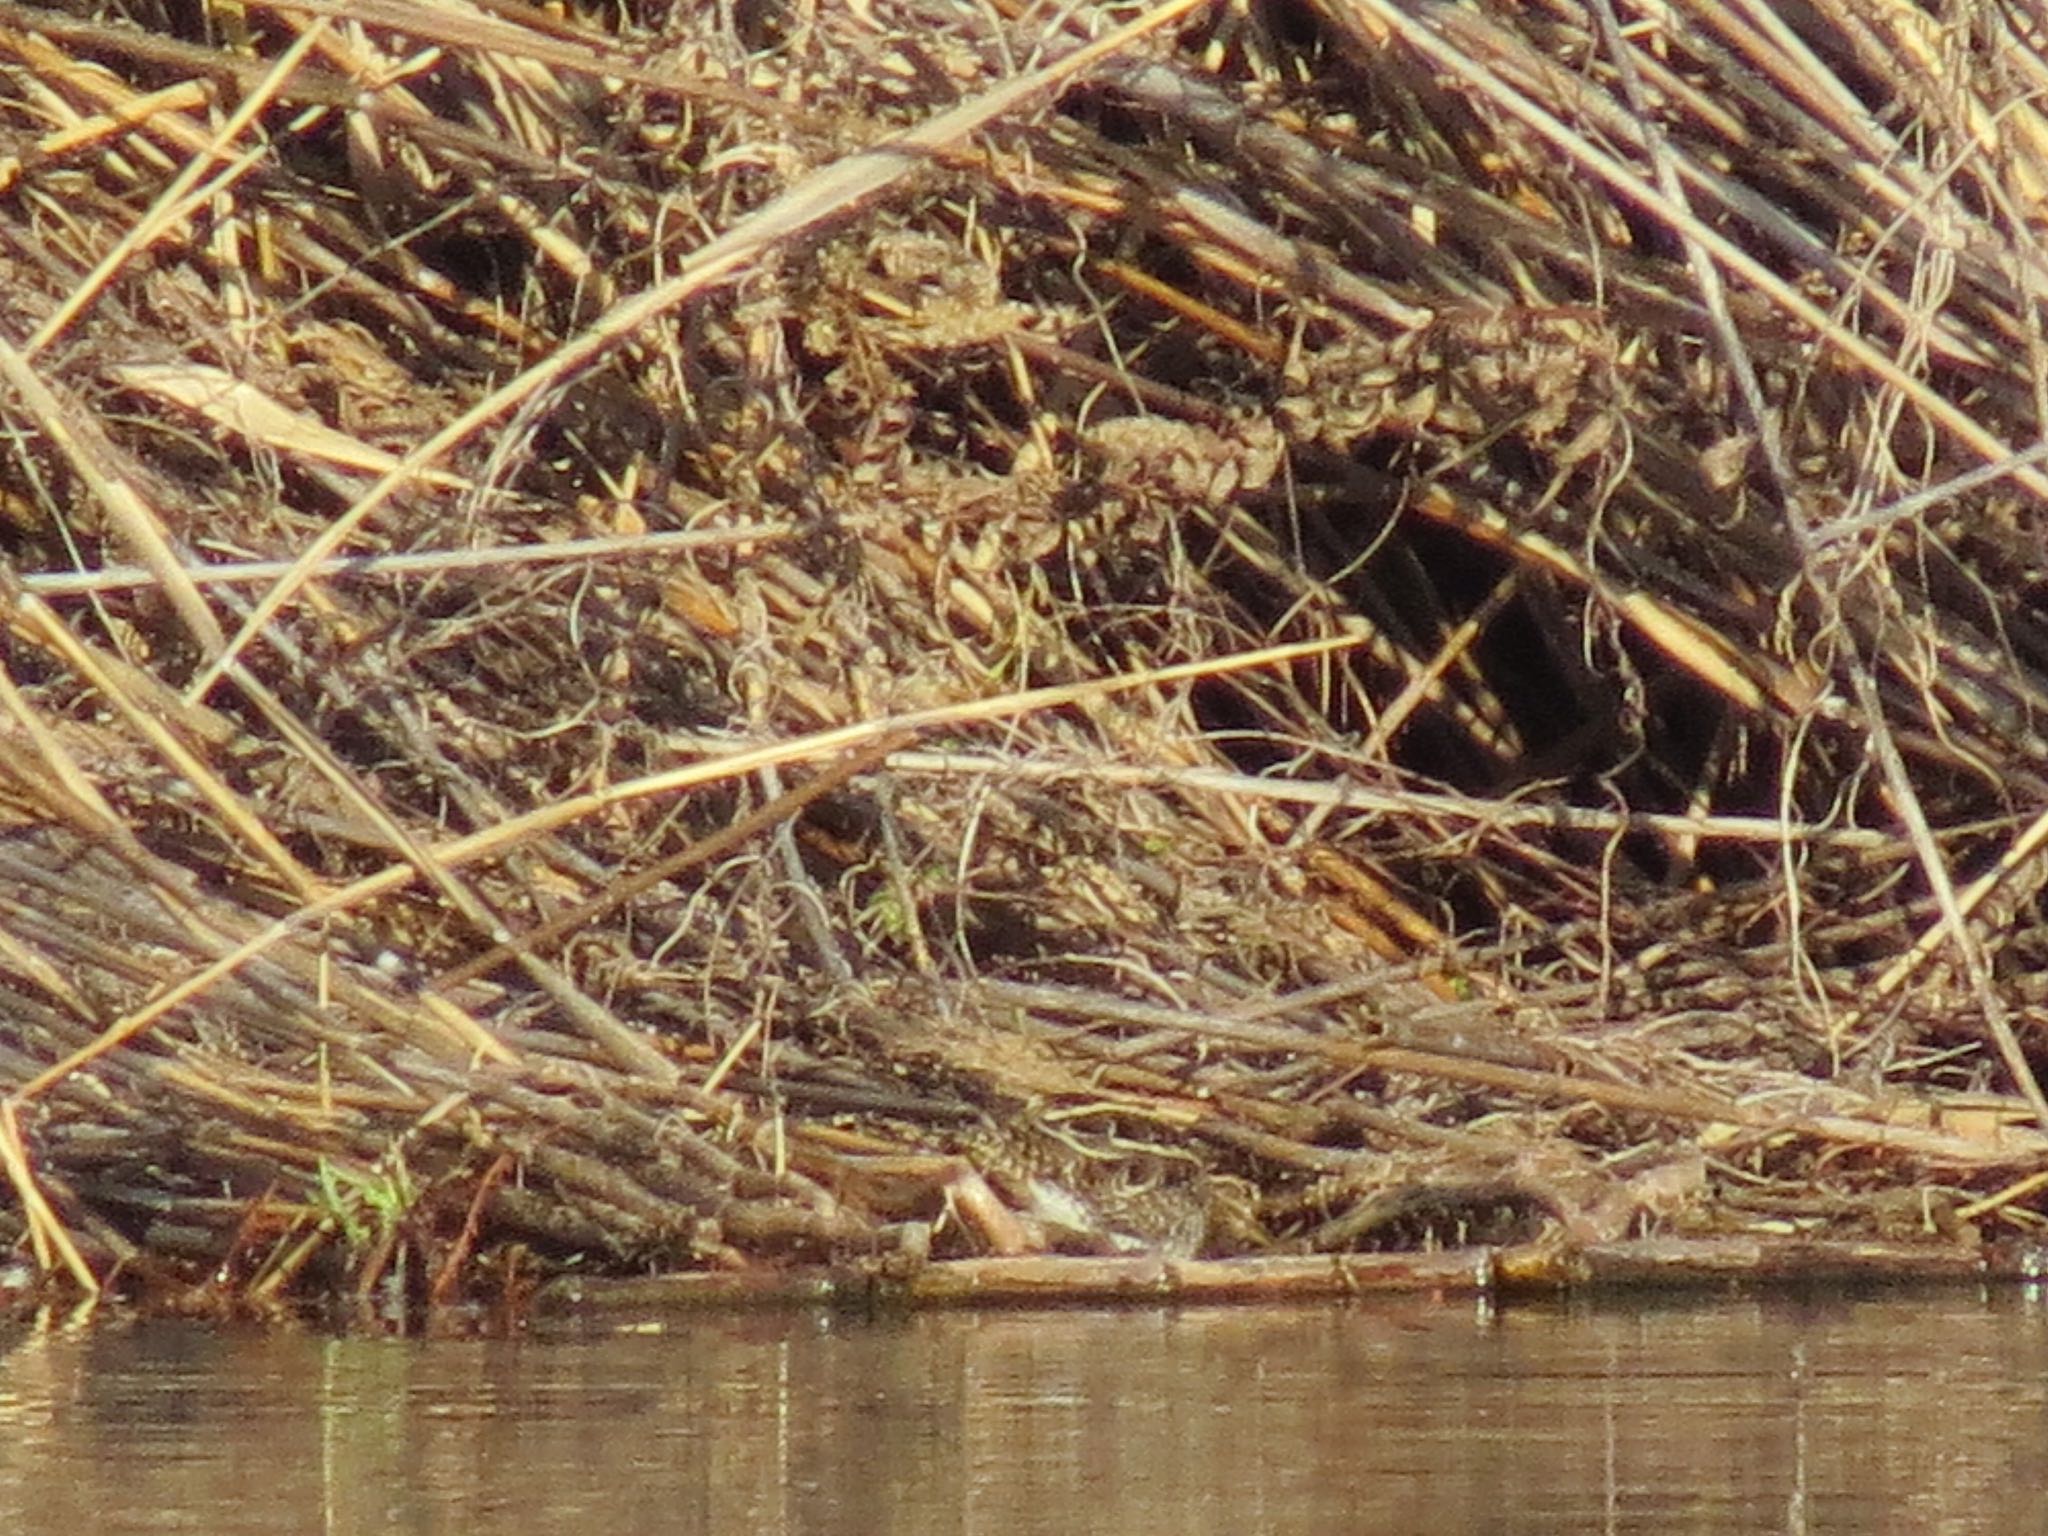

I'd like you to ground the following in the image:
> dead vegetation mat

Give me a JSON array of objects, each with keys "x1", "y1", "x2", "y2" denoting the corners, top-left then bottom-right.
[{"x1": 4, "y1": 0, "x2": 2048, "y2": 1315}]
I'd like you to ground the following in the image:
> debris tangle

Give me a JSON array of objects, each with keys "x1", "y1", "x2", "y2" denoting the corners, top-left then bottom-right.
[{"x1": 2, "y1": 0, "x2": 2047, "y2": 1316}]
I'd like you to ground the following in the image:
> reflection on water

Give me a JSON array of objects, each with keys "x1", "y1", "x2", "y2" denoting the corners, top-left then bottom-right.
[{"x1": 2, "y1": 1289, "x2": 2047, "y2": 1534}]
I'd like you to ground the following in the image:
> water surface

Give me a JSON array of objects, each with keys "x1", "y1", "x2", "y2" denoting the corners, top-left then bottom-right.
[{"x1": 3, "y1": 1288, "x2": 2045, "y2": 1534}]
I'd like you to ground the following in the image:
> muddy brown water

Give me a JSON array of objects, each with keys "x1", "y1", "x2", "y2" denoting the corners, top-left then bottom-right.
[{"x1": 2, "y1": 1289, "x2": 2045, "y2": 1533}]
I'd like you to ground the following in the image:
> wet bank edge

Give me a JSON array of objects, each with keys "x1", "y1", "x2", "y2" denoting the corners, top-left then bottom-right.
[{"x1": 534, "y1": 1236, "x2": 2048, "y2": 1316}]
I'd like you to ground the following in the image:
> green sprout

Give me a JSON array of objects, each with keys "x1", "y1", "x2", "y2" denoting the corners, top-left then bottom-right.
[{"x1": 312, "y1": 1152, "x2": 417, "y2": 1250}]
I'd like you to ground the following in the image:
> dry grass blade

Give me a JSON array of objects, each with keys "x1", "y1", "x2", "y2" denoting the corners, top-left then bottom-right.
[
  {"x1": 0, "y1": 1102, "x2": 97, "y2": 1296},
  {"x1": 0, "y1": 337, "x2": 222, "y2": 656},
  {"x1": 24, "y1": 18, "x2": 330, "y2": 359},
  {"x1": 6, "y1": 583, "x2": 322, "y2": 900}
]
